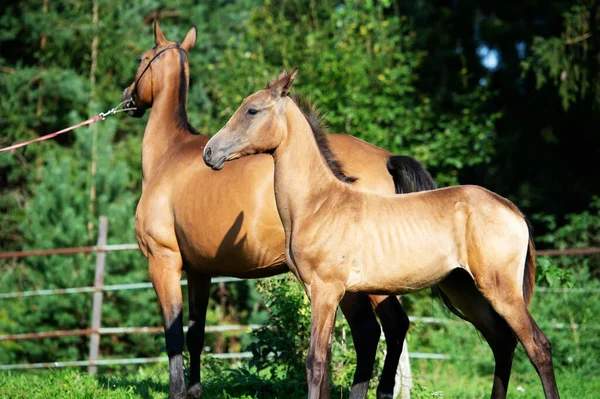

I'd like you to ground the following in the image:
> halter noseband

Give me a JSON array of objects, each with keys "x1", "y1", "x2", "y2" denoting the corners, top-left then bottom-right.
[{"x1": 130, "y1": 44, "x2": 188, "y2": 100}]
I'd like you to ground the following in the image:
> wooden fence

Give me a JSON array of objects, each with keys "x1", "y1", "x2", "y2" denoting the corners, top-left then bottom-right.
[{"x1": 1, "y1": 216, "x2": 599, "y2": 373}]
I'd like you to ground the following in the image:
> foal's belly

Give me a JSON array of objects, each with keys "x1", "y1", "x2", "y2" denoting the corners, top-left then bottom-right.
[
  {"x1": 345, "y1": 259, "x2": 458, "y2": 295},
  {"x1": 343, "y1": 235, "x2": 461, "y2": 296}
]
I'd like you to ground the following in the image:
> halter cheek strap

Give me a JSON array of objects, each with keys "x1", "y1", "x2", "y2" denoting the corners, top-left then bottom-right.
[{"x1": 130, "y1": 44, "x2": 188, "y2": 100}]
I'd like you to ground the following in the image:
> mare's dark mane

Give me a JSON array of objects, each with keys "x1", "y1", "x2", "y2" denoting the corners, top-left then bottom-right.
[
  {"x1": 175, "y1": 46, "x2": 199, "y2": 135},
  {"x1": 289, "y1": 94, "x2": 356, "y2": 184}
]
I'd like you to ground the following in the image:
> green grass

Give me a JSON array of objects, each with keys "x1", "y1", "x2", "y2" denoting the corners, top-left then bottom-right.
[
  {"x1": 0, "y1": 358, "x2": 595, "y2": 399},
  {"x1": 0, "y1": 367, "x2": 165, "y2": 399}
]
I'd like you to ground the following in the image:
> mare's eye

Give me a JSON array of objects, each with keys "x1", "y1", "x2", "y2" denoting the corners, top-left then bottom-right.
[
  {"x1": 136, "y1": 56, "x2": 142, "y2": 63},
  {"x1": 246, "y1": 108, "x2": 259, "y2": 116}
]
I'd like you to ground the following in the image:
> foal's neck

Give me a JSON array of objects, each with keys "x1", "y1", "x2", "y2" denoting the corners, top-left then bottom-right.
[
  {"x1": 142, "y1": 64, "x2": 196, "y2": 183},
  {"x1": 272, "y1": 102, "x2": 348, "y2": 231}
]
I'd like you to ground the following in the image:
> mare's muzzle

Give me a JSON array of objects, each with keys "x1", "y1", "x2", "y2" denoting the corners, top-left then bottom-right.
[{"x1": 121, "y1": 89, "x2": 146, "y2": 118}]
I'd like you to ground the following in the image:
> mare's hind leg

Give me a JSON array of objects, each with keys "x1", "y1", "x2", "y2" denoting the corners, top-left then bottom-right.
[
  {"x1": 372, "y1": 296, "x2": 409, "y2": 399},
  {"x1": 478, "y1": 281, "x2": 559, "y2": 399},
  {"x1": 339, "y1": 293, "x2": 380, "y2": 399},
  {"x1": 438, "y1": 271, "x2": 517, "y2": 399},
  {"x1": 148, "y1": 254, "x2": 186, "y2": 399},
  {"x1": 339, "y1": 294, "x2": 409, "y2": 399},
  {"x1": 185, "y1": 271, "x2": 211, "y2": 398}
]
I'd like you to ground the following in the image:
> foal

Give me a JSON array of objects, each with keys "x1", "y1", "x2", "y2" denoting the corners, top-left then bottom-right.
[
  {"x1": 203, "y1": 69, "x2": 560, "y2": 399},
  {"x1": 122, "y1": 21, "x2": 437, "y2": 399}
]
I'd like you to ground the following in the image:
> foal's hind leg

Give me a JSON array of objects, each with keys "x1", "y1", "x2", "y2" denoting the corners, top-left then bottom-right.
[
  {"x1": 438, "y1": 271, "x2": 517, "y2": 399},
  {"x1": 185, "y1": 271, "x2": 211, "y2": 398},
  {"x1": 483, "y1": 289, "x2": 559, "y2": 399}
]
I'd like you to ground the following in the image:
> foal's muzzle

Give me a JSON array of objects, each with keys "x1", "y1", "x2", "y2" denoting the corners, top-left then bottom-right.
[{"x1": 202, "y1": 146, "x2": 226, "y2": 171}]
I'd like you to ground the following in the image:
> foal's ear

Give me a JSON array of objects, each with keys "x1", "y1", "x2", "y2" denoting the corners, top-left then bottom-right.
[
  {"x1": 269, "y1": 67, "x2": 298, "y2": 98},
  {"x1": 275, "y1": 69, "x2": 288, "y2": 81},
  {"x1": 181, "y1": 25, "x2": 197, "y2": 52},
  {"x1": 154, "y1": 18, "x2": 168, "y2": 47},
  {"x1": 266, "y1": 70, "x2": 287, "y2": 89}
]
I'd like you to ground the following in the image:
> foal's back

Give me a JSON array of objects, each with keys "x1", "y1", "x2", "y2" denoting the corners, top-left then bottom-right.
[{"x1": 302, "y1": 184, "x2": 529, "y2": 296}]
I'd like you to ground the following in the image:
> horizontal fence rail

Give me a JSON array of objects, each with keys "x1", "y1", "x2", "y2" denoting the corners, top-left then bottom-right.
[
  {"x1": 0, "y1": 277, "x2": 244, "y2": 300},
  {"x1": 1, "y1": 224, "x2": 599, "y2": 373},
  {"x1": 0, "y1": 324, "x2": 263, "y2": 342},
  {"x1": 0, "y1": 351, "x2": 453, "y2": 371},
  {"x1": 0, "y1": 244, "x2": 140, "y2": 259}
]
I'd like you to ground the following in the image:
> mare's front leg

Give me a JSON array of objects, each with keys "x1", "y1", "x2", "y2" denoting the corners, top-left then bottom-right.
[
  {"x1": 186, "y1": 272, "x2": 211, "y2": 398},
  {"x1": 339, "y1": 293, "x2": 381, "y2": 399},
  {"x1": 149, "y1": 253, "x2": 186, "y2": 399},
  {"x1": 306, "y1": 280, "x2": 345, "y2": 399},
  {"x1": 372, "y1": 295, "x2": 410, "y2": 399}
]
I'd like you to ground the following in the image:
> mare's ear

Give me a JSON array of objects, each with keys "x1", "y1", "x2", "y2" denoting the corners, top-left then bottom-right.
[
  {"x1": 154, "y1": 18, "x2": 168, "y2": 47},
  {"x1": 181, "y1": 25, "x2": 197, "y2": 52},
  {"x1": 269, "y1": 67, "x2": 298, "y2": 98}
]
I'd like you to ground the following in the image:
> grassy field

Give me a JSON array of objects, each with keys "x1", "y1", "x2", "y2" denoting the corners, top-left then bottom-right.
[{"x1": 0, "y1": 360, "x2": 596, "y2": 398}]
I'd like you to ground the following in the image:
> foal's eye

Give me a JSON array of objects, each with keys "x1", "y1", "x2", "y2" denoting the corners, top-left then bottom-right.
[{"x1": 246, "y1": 108, "x2": 259, "y2": 116}]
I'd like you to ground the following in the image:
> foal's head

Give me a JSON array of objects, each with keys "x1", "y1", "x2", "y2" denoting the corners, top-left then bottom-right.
[
  {"x1": 121, "y1": 19, "x2": 197, "y2": 118},
  {"x1": 203, "y1": 69, "x2": 298, "y2": 170}
]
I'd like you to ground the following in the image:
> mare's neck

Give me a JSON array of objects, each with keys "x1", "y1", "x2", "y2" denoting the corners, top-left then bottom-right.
[
  {"x1": 142, "y1": 67, "x2": 194, "y2": 183},
  {"x1": 272, "y1": 101, "x2": 346, "y2": 233}
]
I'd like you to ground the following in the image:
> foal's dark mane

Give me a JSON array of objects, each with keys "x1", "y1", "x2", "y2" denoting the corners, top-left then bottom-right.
[
  {"x1": 175, "y1": 45, "x2": 199, "y2": 135},
  {"x1": 289, "y1": 94, "x2": 356, "y2": 184}
]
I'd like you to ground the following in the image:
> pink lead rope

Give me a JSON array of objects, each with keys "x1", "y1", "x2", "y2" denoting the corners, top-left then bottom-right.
[
  {"x1": 0, "y1": 102, "x2": 135, "y2": 153},
  {"x1": 0, "y1": 115, "x2": 103, "y2": 153}
]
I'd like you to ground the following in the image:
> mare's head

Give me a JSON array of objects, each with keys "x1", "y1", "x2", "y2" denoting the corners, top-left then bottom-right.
[
  {"x1": 203, "y1": 69, "x2": 298, "y2": 170},
  {"x1": 121, "y1": 19, "x2": 197, "y2": 118}
]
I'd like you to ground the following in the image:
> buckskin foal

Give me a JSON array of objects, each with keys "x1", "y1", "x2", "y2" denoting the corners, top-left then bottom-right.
[{"x1": 203, "y1": 69, "x2": 560, "y2": 399}]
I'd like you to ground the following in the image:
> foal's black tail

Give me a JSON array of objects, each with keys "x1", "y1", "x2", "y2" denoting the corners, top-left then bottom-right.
[{"x1": 386, "y1": 155, "x2": 437, "y2": 193}]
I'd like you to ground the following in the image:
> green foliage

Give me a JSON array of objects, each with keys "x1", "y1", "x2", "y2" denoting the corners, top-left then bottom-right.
[
  {"x1": 250, "y1": 276, "x2": 310, "y2": 376},
  {"x1": 201, "y1": 0, "x2": 496, "y2": 185},
  {"x1": 522, "y1": 1, "x2": 600, "y2": 110},
  {"x1": 0, "y1": 119, "x2": 159, "y2": 364},
  {"x1": 534, "y1": 196, "x2": 600, "y2": 286}
]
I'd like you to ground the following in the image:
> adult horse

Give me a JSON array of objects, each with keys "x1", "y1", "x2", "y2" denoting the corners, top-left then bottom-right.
[
  {"x1": 122, "y1": 21, "x2": 436, "y2": 399},
  {"x1": 203, "y1": 69, "x2": 560, "y2": 399}
]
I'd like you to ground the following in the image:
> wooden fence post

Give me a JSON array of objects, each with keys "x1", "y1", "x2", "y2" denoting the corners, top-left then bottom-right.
[{"x1": 88, "y1": 216, "x2": 108, "y2": 375}]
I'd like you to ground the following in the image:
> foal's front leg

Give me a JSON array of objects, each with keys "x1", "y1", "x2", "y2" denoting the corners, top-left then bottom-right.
[{"x1": 306, "y1": 281, "x2": 345, "y2": 399}]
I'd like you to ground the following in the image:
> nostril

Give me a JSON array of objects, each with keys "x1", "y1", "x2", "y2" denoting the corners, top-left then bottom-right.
[{"x1": 205, "y1": 147, "x2": 212, "y2": 159}]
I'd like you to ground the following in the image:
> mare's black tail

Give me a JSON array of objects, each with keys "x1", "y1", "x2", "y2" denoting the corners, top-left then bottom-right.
[{"x1": 386, "y1": 155, "x2": 437, "y2": 193}]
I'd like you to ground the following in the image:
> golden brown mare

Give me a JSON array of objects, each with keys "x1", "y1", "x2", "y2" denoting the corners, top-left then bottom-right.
[
  {"x1": 203, "y1": 69, "x2": 560, "y2": 399},
  {"x1": 121, "y1": 21, "x2": 437, "y2": 399}
]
